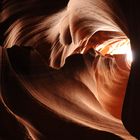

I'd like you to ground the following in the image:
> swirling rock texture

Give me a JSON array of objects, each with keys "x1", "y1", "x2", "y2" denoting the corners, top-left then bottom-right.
[{"x1": 0, "y1": 0, "x2": 139, "y2": 140}]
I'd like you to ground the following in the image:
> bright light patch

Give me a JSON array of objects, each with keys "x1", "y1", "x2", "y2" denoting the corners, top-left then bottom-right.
[
  {"x1": 109, "y1": 39, "x2": 133, "y2": 64},
  {"x1": 126, "y1": 45, "x2": 133, "y2": 64},
  {"x1": 96, "y1": 39, "x2": 133, "y2": 65}
]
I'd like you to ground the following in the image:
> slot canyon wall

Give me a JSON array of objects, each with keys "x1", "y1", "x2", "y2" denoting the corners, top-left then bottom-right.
[{"x1": 0, "y1": 0, "x2": 140, "y2": 139}]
